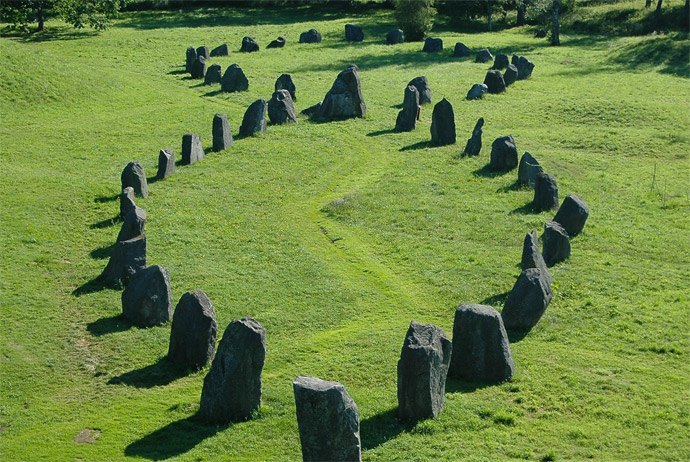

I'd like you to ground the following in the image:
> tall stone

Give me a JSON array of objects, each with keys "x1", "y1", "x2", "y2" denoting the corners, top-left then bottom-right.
[
  {"x1": 462, "y1": 117, "x2": 483, "y2": 157},
  {"x1": 521, "y1": 230, "x2": 553, "y2": 285},
  {"x1": 484, "y1": 69, "x2": 506, "y2": 94},
  {"x1": 345, "y1": 24, "x2": 364, "y2": 42},
  {"x1": 316, "y1": 67, "x2": 366, "y2": 120},
  {"x1": 116, "y1": 206, "x2": 146, "y2": 243},
  {"x1": 407, "y1": 76, "x2": 431, "y2": 105},
  {"x1": 121, "y1": 161, "x2": 148, "y2": 198},
  {"x1": 466, "y1": 83, "x2": 488, "y2": 100},
  {"x1": 168, "y1": 290, "x2": 218, "y2": 370},
  {"x1": 275, "y1": 73, "x2": 296, "y2": 101},
  {"x1": 542, "y1": 221, "x2": 571, "y2": 266},
  {"x1": 422, "y1": 37, "x2": 443, "y2": 52},
  {"x1": 121, "y1": 265, "x2": 173, "y2": 328},
  {"x1": 200, "y1": 317, "x2": 266, "y2": 424},
  {"x1": 533, "y1": 172, "x2": 559, "y2": 211},
  {"x1": 453, "y1": 42, "x2": 471, "y2": 58},
  {"x1": 517, "y1": 152, "x2": 543, "y2": 188},
  {"x1": 504, "y1": 64, "x2": 518, "y2": 86},
  {"x1": 395, "y1": 85, "x2": 419, "y2": 132},
  {"x1": 493, "y1": 53, "x2": 509, "y2": 69},
  {"x1": 268, "y1": 90, "x2": 297, "y2": 125},
  {"x1": 204, "y1": 64, "x2": 222, "y2": 85},
  {"x1": 241, "y1": 36, "x2": 259, "y2": 52},
  {"x1": 212, "y1": 114, "x2": 233, "y2": 152},
  {"x1": 210, "y1": 43, "x2": 229, "y2": 57},
  {"x1": 490, "y1": 135, "x2": 518, "y2": 171},
  {"x1": 221, "y1": 63, "x2": 249, "y2": 92},
  {"x1": 386, "y1": 28, "x2": 404, "y2": 44},
  {"x1": 501, "y1": 268, "x2": 553, "y2": 330},
  {"x1": 191, "y1": 55, "x2": 207, "y2": 79},
  {"x1": 397, "y1": 321, "x2": 452, "y2": 421},
  {"x1": 430, "y1": 98, "x2": 455, "y2": 146},
  {"x1": 100, "y1": 235, "x2": 146, "y2": 288},
  {"x1": 448, "y1": 303, "x2": 515, "y2": 382},
  {"x1": 181, "y1": 133, "x2": 204, "y2": 165},
  {"x1": 157, "y1": 148, "x2": 175, "y2": 180},
  {"x1": 266, "y1": 36, "x2": 286, "y2": 48},
  {"x1": 293, "y1": 376, "x2": 362, "y2": 462},
  {"x1": 239, "y1": 99, "x2": 267, "y2": 137},
  {"x1": 553, "y1": 194, "x2": 589, "y2": 237},
  {"x1": 299, "y1": 29, "x2": 322, "y2": 43},
  {"x1": 185, "y1": 46, "x2": 197, "y2": 73},
  {"x1": 475, "y1": 48, "x2": 493, "y2": 63},
  {"x1": 196, "y1": 46, "x2": 210, "y2": 60},
  {"x1": 119, "y1": 187, "x2": 136, "y2": 220}
]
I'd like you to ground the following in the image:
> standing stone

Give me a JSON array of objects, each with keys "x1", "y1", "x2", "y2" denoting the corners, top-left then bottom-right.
[
  {"x1": 121, "y1": 161, "x2": 148, "y2": 198},
  {"x1": 501, "y1": 268, "x2": 553, "y2": 330},
  {"x1": 293, "y1": 376, "x2": 362, "y2": 462},
  {"x1": 476, "y1": 48, "x2": 493, "y2": 63},
  {"x1": 397, "y1": 321, "x2": 452, "y2": 421},
  {"x1": 275, "y1": 73, "x2": 296, "y2": 101},
  {"x1": 200, "y1": 317, "x2": 266, "y2": 424},
  {"x1": 422, "y1": 37, "x2": 443, "y2": 52},
  {"x1": 121, "y1": 265, "x2": 173, "y2": 328},
  {"x1": 517, "y1": 56, "x2": 535, "y2": 80},
  {"x1": 100, "y1": 235, "x2": 146, "y2": 288},
  {"x1": 542, "y1": 221, "x2": 571, "y2": 266},
  {"x1": 386, "y1": 28, "x2": 404, "y2": 44},
  {"x1": 196, "y1": 46, "x2": 210, "y2": 60},
  {"x1": 448, "y1": 304, "x2": 515, "y2": 382},
  {"x1": 466, "y1": 83, "x2": 488, "y2": 100},
  {"x1": 316, "y1": 67, "x2": 366, "y2": 120},
  {"x1": 268, "y1": 90, "x2": 297, "y2": 125},
  {"x1": 493, "y1": 53, "x2": 510, "y2": 69},
  {"x1": 490, "y1": 135, "x2": 518, "y2": 171},
  {"x1": 212, "y1": 114, "x2": 233, "y2": 152},
  {"x1": 462, "y1": 117, "x2": 483, "y2": 157},
  {"x1": 266, "y1": 36, "x2": 286, "y2": 48},
  {"x1": 240, "y1": 36, "x2": 259, "y2": 52},
  {"x1": 168, "y1": 290, "x2": 218, "y2": 370},
  {"x1": 221, "y1": 63, "x2": 249, "y2": 92},
  {"x1": 521, "y1": 230, "x2": 553, "y2": 285},
  {"x1": 517, "y1": 152, "x2": 543, "y2": 188},
  {"x1": 504, "y1": 64, "x2": 518, "y2": 86},
  {"x1": 191, "y1": 56, "x2": 207, "y2": 79},
  {"x1": 553, "y1": 194, "x2": 589, "y2": 237},
  {"x1": 299, "y1": 29, "x2": 322, "y2": 43},
  {"x1": 210, "y1": 43, "x2": 229, "y2": 57},
  {"x1": 204, "y1": 64, "x2": 222, "y2": 85},
  {"x1": 407, "y1": 76, "x2": 431, "y2": 104},
  {"x1": 157, "y1": 148, "x2": 175, "y2": 180},
  {"x1": 395, "y1": 85, "x2": 419, "y2": 132},
  {"x1": 484, "y1": 69, "x2": 506, "y2": 94},
  {"x1": 453, "y1": 42, "x2": 471, "y2": 58},
  {"x1": 116, "y1": 206, "x2": 146, "y2": 243},
  {"x1": 119, "y1": 187, "x2": 136, "y2": 220},
  {"x1": 185, "y1": 46, "x2": 197, "y2": 73},
  {"x1": 430, "y1": 98, "x2": 455, "y2": 146},
  {"x1": 533, "y1": 172, "x2": 559, "y2": 211},
  {"x1": 239, "y1": 99, "x2": 267, "y2": 137},
  {"x1": 181, "y1": 133, "x2": 204, "y2": 165},
  {"x1": 512, "y1": 54, "x2": 519, "y2": 66},
  {"x1": 345, "y1": 24, "x2": 364, "y2": 42}
]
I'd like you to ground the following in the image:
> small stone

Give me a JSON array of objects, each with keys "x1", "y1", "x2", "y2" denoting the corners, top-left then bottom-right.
[
  {"x1": 196, "y1": 46, "x2": 210, "y2": 60},
  {"x1": 221, "y1": 63, "x2": 249, "y2": 92},
  {"x1": 397, "y1": 321, "x2": 452, "y2": 420},
  {"x1": 212, "y1": 114, "x2": 233, "y2": 152},
  {"x1": 490, "y1": 135, "x2": 518, "y2": 171},
  {"x1": 241, "y1": 36, "x2": 259, "y2": 52},
  {"x1": 119, "y1": 187, "x2": 136, "y2": 220},
  {"x1": 275, "y1": 73, "x2": 296, "y2": 101},
  {"x1": 493, "y1": 53, "x2": 510, "y2": 69},
  {"x1": 453, "y1": 42, "x2": 470, "y2": 58},
  {"x1": 542, "y1": 221, "x2": 571, "y2": 266},
  {"x1": 168, "y1": 290, "x2": 218, "y2": 370},
  {"x1": 181, "y1": 133, "x2": 204, "y2": 165},
  {"x1": 116, "y1": 206, "x2": 146, "y2": 243},
  {"x1": 266, "y1": 36, "x2": 286, "y2": 48},
  {"x1": 185, "y1": 46, "x2": 197, "y2": 73},
  {"x1": 466, "y1": 83, "x2": 488, "y2": 100},
  {"x1": 299, "y1": 29, "x2": 322, "y2": 43},
  {"x1": 204, "y1": 64, "x2": 222, "y2": 85},
  {"x1": 501, "y1": 268, "x2": 553, "y2": 330},
  {"x1": 294, "y1": 376, "x2": 362, "y2": 462},
  {"x1": 407, "y1": 76, "x2": 431, "y2": 105},
  {"x1": 422, "y1": 37, "x2": 443, "y2": 52},
  {"x1": 533, "y1": 172, "x2": 559, "y2": 211},
  {"x1": 121, "y1": 265, "x2": 173, "y2": 327},
  {"x1": 316, "y1": 67, "x2": 366, "y2": 120},
  {"x1": 553, "y1": 194, "x2": 589, "y2": 237},
  {"x1": 210, "y1": 43, "x2": 229, "y2": 57},
  {"x1": 301, "y1": 102, "x2": 321, "y2": 117},
  {"x1": 345, "y1": 24, "x2": 364, "y2": 42},
  {"x1": 430, "y1": 98, "x2": 455, "y2": 146},
  {"x1": 190, "y1": 56, "x2": 206, "y2": 79},
  {"x1": 268, "y1": 90, "x2": 297, "y2": 125},
  {"x1": 484, "y1": 69, "x2": 506, "y2": 94},
  {"x1": 521, "y1": 230, "x2": 553, "y2": 285},
  {"x1": 386, "y1": 28, "x2": 404, "y2": 44},
  {"x1": 200, "y1": 317, "x2": 266, "y2": 424},
  {"x1": 535, "y1": 29, "x2": 547, "y2": 38},
  {"x1": 157, "y1": 148, "x2": 175, "y2": 180},
  {"x1": 239, "y1": 99, "x2": 267, "y2": 137},
  {"x1": 462, "y1": 117, "x2": 483, "y2": 157},
  {"x1": 448, "y1": 303, "x2": 515, "y2": 382},
  {"x1": 100, "y1": 235, "x2": 146, "y2": 288},
  {"x1": 504, "y1": 64, "x2": 518, "y2": 86},
  {"x1": 517, "y1": 152, "x2": 543, "y2": 188},
  {"x1": 476, "y1": 48, "x2": 493, "y2": 63},
  {"x1": 517, "y1": 56, "x2": 535, "y2": 80},
  {"x1": 395, "y1": 85, "x2": 419, "y2": 132},
  {"x1": 121, "y1": 161, "x2": 148, "y2": 198}
]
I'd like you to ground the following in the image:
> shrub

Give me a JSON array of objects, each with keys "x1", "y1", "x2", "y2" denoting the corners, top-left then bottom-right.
[{"x1": 393, "y1": 0, "x2": 436, "y2": 41}]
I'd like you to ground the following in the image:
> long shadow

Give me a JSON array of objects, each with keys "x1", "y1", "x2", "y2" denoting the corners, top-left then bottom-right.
[
  {"x1": 146, "y1": 175, "x2": 161, "y2": 185},
  {"x1": 108, "y1": 357, "x2": 186, "y2": 388},
  {"x1": 496, "y1": 181, "x2": 524, "y2": 193},
  {"x1": 509, "y1": 202, "x2": 540, "y2": 215},
  {"x1": 367, "y1": 128, "x2": 396, "y2": 137},
  {"x1": 94, "y1": 194, "x2": 118, "y2": 203},
  {"x1": 445, "y1": 378, "x2": 496, "y2": 394},
  {"x1": 124, "y1": 414, "x2": 228, "y2": 460},
  {"x1": 72, "y1": 277, "x2": 109, "y2": 297},
  {"x1": 90, "y1": 215, "x2": 120, "y2": 229},
  {"x1": 11, "y1": 26, "x2": 99, "y2": 43},
  {"x1": 87, "y1": 315, "x2": 132, "y2": 336},
  {"x1": 400, "y1": 140, "x2": 433, "y2": 151},
  {"x1": 506, "y1": 328, "x2": 531, "y2": 343},
  {"x1": 90, "y1": 243, "x2": 114, "y2": 260},
  {"x1": 168, "y1": 69, "x2": 187, "y2": 75},
  {"x1": 472, "y1": 164, "x2": 512, "y2": 178},
  {"x1": 202, "y1": 88, "x2": 224, "y2": 97},
  {"x1": 480, "y1": 290, "x2": 511, "y2": 307},
  {"x1": 360, "y1": 407, "x2": 413, "y2": 450}
]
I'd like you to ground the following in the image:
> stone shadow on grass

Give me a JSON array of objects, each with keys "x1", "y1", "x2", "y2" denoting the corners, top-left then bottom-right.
[
  {"x1": 506, "y1": 328, "x2": 531, "y2": 343},
  {"x1": 400, "y1": 140, "x2": 432, "y2": 151},
  {"x1": 87, "y1": 314, "x2": 132, "y2": 336},
  {"x1": 90, "y1": 243, "x2": 115, "y2": 260},
  {"x1": 472, "y1": 164, "x2": 512, "y2": 178},
  {"x1": 480, "y1": 290, "x2": 511, "y2": 307},
  {"x1": 90, "y1": 215, "x2": 121, "y2": 229},
  {"x1": 94, "y1": 194, "x2": 118, "y2": 203},
  {"x1": 509, "y1": 202, "x2": 540, "y2": 215},
  {"x1": 72, "y1": 277, "x2": 111, "y2": 296},
  {"x1": 360, "y1": 407, "x2": 414, "y2": 450},
  {"x1": 496, "y1": 181, "x2": 524, "y2": 193},
  {"x1": 445, "y1": 378, "x2": 495, "y2": 394},
  {"x1": 108, "y1": 357, "x2": 187, "y2": 388},
  {"x1": 367, "y1": 128, "x2": 396, "y2": 137}
]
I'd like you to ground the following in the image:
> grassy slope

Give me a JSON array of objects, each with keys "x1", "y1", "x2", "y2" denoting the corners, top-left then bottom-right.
[{"x1": 0, "y1": 5, "x2": 688, "y2": 461}]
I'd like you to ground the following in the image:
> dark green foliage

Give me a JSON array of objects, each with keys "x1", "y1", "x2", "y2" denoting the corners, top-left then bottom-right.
[
  {"x1": 1, "y1": 0, "x2": 125, "y2": 32},
  {"x1": 393, "y1": 0, "x2": 436, "y2": 40}
]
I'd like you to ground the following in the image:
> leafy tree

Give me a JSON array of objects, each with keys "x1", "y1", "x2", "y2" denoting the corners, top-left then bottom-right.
[
  {"x1": 393, "y1": 0, "x2": 436, "y2": 41},
  {"x1": 0, "y1": 0, "x2": 125, "y2": 33}
]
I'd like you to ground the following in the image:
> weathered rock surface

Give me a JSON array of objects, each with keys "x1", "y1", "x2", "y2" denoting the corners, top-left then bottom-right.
[
  {"x1": 119, "y1": 187, "x2": 136, "y2": 220},
  {"x1": 462, "y1": 117, "x2": 483, "y2": 157},
  {"x1": 185, "y1": 46, "x2": 197, "y2": 73},
  {"x1": 423, "y1": 37, "x2": 443, "y2": 52},
  {"x1": 534, "y1": 172, "x2": 559, "y2": 211},
  {"x1": 493, "y1": 53, "x2": 510, "y2": 69},
  {"x1": 501, "y1": 268, "x2": 553, "y2": 330},
  {"x1": 299, "y1": 29, "x2": 322, "y2": 43},
  {"x1": 204, "y1": 63, "x2": 222, "y2": 85},
  {"x1": 521, "y1": 230, "x2": 553, "y2": 285},
  {"x1": 168, "y1": 290, "x2": 218, "y2": 370},
  {"x1": 100, "y1": 235, "x2": 146, "y2": 288},
  {"x1": 316, "y1": 67, "x2": 366, "y2": 120},
  {"x1": 157, "y1": 148, "x2": 175, "y2": 180},
  {"x1": 266, "y1": 36, "x2": 286, "y2": 48},
  {"x1": 221, "y1": 63, "x2": 249, "y2": 92},
  {"x1": 516, "y1": 56, "x2": 535, "y2": 79},
  {"x1": 190, "y1": 56, "x2": 206, "y2": 79},
  {"x1": 121, "y1": 161, "x2": 148, "y2": 198},
  {"x1": 430, "y1": 98, "x2": 455, "y2": 146},
  {"x1": 553, "y1": 194, "x2": 589, "y2": 237},
  {"x1": 476, "y1": 48, "x2": 493, "y2": 63},
  {"x1": 116, "y1": 206, "x2": 146, "y2": 243},
  {"x1": 466, "y1": 83, "x2": 488, "y2": 100},
  {"x1": 210, "y1": 43, "x2": 229, "y2": 57},
  {"x1": 345, "y1": 24, "x2": 364, "y2": 42},
  {"x1": 386, "y1": 28, "x2": 404, "y2": 44},
  {"x1": 490, "y1": 135, "x2": 518, "y2": 171},
  {"x1": 503, "y1": 64, "x2": 518, "y2": 86},
  {"x1": 268, "y1": 90, "x2": 297, "y2": 125},
  {"x1": 453, "y1": 42, "x2": 470, "y2": 58},
  {"x1": 241, "y1": 36, "x2": 259, "y2": 52},
  {"x1": 121, "y1": 265, "x2": 173, "y2": 327},
  {"x1": 196, "y1": 46, "x2": 209, "y2": 60},
  {"x1": 395, "y1": 85, "x2": 419, "y2": 132},
  {"x1": 542, "y1": 221, "x2": 571, "y2": 266},
  {"x1": 181, "y1": 133, "x2": 204, "y2": 165},
  {"x1": 517, "y1": 152, "x2": 543, "y2": 188},
  {"x1": 275, "y1": 73, "x2": 296, "y2": 101},
  {"x1": 239, "y1": 99, "x2": 267, "y2": 137},
  {"x1": 484, "y1": 69, "x2": 506, "y2": 94},
  {"x1": 407, "y1": 76, "x2": 431, "y2": 105},
  {"x1": 212, "y1": 113, "x2": 233, "y2": 152}
]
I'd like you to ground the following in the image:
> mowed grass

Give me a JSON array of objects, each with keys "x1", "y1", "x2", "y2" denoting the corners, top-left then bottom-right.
[{"x1": 1, "y1": 4, "x2": 689, "y2": 461}]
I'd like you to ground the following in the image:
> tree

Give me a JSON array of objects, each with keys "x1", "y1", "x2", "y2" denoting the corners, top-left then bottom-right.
[
  {"x1": 517, "y1": 0, "x2": 526, "y2": 26},
  {"x1": 393, "y1": 0, "x2": 436, "y2": 41},
  {"x1": 551, "y1": 0, "x2": 560, "y2": 46},
  {"x1": 0, "y1": 0, "x2": 125, "y2": 33},
  {"x1": 0, "y1": 0, "x2": 51, "y2": 32},
  {"x1": 651, "y1": 0, "x2": 663, "y2": 32}
]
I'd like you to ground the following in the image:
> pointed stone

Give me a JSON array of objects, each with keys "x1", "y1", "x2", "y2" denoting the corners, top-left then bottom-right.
[
  {"x1": 221, "y1": 63, "x2": 249, "y2": 92},
  {"x1": 204, "y1": 64, "x2": 222, "y2": 85},
  {"x1": 521, "y1": 230, "x2": 553, "y2": 285},
  {"x1": 395, "y1": 85, "x2": 419, "y2": 132},
  {"x1": 462, "y1": 117, "x2": 483, "y2": 157},
  {"x1": 119, "y1": 187, "x2": 136, "y2": 220},
  {"x1": 453, "y1": 42, "x2": 470, "y2": 58},
  {"x1": 430, "y1": 98, "x2": 455, "y2": 146},
  {"x1": 501, "y1": 268, "x2": 553, "y2": 330},
  {"x1": 517, "y1": 152, "x2": 543, "y2": 188},
  {"x1": 239, "y1": 99, "x2": 267, "y2": 137},
  {"x1": 116, "y1": 206, "x2": 146, "y2": 243},
  {"x1": 157, "y1": 148, "x2": 175, "y2": 180},
  {"x1": 121, "y1": 161, "x2": 148, "y2": 198},
  {"x1": 168, "y1": 290, "x2": 217, "y2": 370},
  {"x1": 316, "y1": 67, "x2": 366, "y2": 120},
  {"x1": 275, "y1": 73, "x2": 296, "y2": 101},
  {"x1": 268, "y1": 90, "x2": 297, "y2": 125},
  {"x1": 212, "y1": 114, "x2": 233, "y2": 151}
]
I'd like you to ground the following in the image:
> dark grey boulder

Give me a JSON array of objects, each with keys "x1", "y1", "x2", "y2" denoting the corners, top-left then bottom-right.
[
  {"x1": 168, "y1": 290, "x2": 218, "y2": 370},
  {"x1": 517, "y1": 56, "x2": 535, "y2": 80},
  {"x1": 239, "y1": 99, "x2": 267, "y2": 137},
  {"x1": 212, "y1": 114, "x2": 233, "y2": 152},
  {"x1": 268, "y1": 90, "x2": 297, "y2": 125},
  {"x1": 517, "y1": 152, "x2": 543, "y2": 188},
  {"x1": 501, "y1": 268, "x2": 553, "y2": 330},
  {"x1": 190, "y1": 56, "x2": 206, "y2": 79},
  {"x1": 221, "y1": 63, "x2": 249, "y2": 92},
  {"x1": 266, "y1": 36, "x2": 286, "y2": 48},
  {"x1": 210, "y1": 43, "x2": 229, "y2": 57},
  {"x1": 476, "y1": 48, "x2": 493, "y2": 63},
  {"x1": 395, "y1": 85, "x2": 419, "y2": 132},
  {"x1": 535, "y1": 29, "x2": 547, "y2": 38},
  {"x1": 466, "y1": 83, "x2": 488, "y2": 100},
  {"x1": 181, "y1": 133, "x2": 204, "y2": 165},
  {"x1": 553, "y1": 194, "x2": 589, "y2": 237},
  {"x1": 116, "y1": 206, "x2": 146, "y2": 243},
  {"x1": 484, "y1": 69, "x2": 506, "y2": 94},
  {"x1": 204, "y1": 64, "x2": 222, "y2": 85},
  {"x1": 100, "y1": 235, "x2": 146, "y2": 288},
  {"x1": 345, "y1": 24, "x2": 364, "y2": 42},
  {"x1": 241, "y1": 36, "x2": 259, "y2": 52},
  {"x1": 196, "y1": 46, "x2": 210, "y2": 60},
  {"x1": 157, "y1": 148, "x2": 175, "y2": 180},
  {"x1": 119, "y1": 187, "x2": 136, "y2": 220},
  {"x1": 200, "y1": 317, "x2": 266, "y2": 424},
  {"x1": 542, "y1": 221, "x2": 571, "y2": 266},
  {"x1": 448, "y1": 303, "x2": 515, "y2": 382},
  {"x1": 293, "y1": 376, "x2": 362, "y2": 462},
  {"x1": 533, "y1": 172, "x2": 559, "y2": 211},
  {"x1": 275, "y1": 73, "x2": 296, "y2": 101},
  {"x1": 423, "y1": 37, "x2": 443, "y2": 52},
  {"x1": 121, "y1": 161, "x2": 148, "y2": 198},
  {"x1": 386, "y1": 28, "x2": 404, "y2": 44},
  {"x1": 121, "y1": 265, "x2": 173, "y2": 328},
  {"x1": 299, "y1": 29, "x2": 322, "y2": 43},
  {"x1": 493, "y1": 53, "x2": 510, "y2": 69},
  {"x1": 316, "y1": 67, "x2": 366, "y2": 120},
  {"x1": 397, "y1": 321, "x2": 452, "y2": 421},
  {"x1": 185, "y1": 46, "x2": 197, "y2": 73},
  {"x1": 490, "y1": 135, "x2": 518, "y2": 171},
  {"x1": 301, "y1": 102, "x2": 322, "y2": 117},
  {"x1": 430, "y1": 98, "x2": 456, "y2": 146},
  {"x1": 504, "y1": 64, "x2": 518, "y2": 86},
  {"x1": 407, "y1": 76, "x2": 431, "y2": 105},
  {"x1": 462, "y1": 117, "x2": 483, "y2": 157},
  {"x1": 521, "y1": 230, "x2": 553, "y2": 285},
  {"x1": 453, "y1": 42, "x2": 471, "y2": 58},
  {"x1": 512, "y1": 54, "x2": 519, "y2": 66}
]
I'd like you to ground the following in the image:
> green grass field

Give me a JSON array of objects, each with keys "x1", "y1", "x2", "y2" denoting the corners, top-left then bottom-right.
[{"x1": 1, "y1": 3, "x2": 689, "y2": 461}]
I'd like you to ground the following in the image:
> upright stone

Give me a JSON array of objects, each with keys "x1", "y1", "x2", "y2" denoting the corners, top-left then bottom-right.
[
  {"x1": 484, "y1": 69, "x2": 506, "y2": 94},
  {"x1": 517, "y1": 152, "x2": 543, "y2": 188},
  {"x1": 553, "y1": 195, "x2": 589, "y2": 237},
  {"x1": 299, "y1": 29, "x2": 322, "y2": 43},
  {"x1": 119, "y1": 187, "x2": 136, "y2": 220},
  {"x1": 533, "y1": 172, "x2": 559, "y2": 211},
  {"x1": 407, "y1": 76, "x2": 431, "y2": 104},
  {"x1": 196, "y1": 46, "x2": 210, "y2": 60},
  {"x1": 116, "y1": 206, "x2": 146, "y2": 243},
  {"x1": 210, "y1": 43, "x2": 229, "y2": 57},
  {"x1": 448, "y1": 304, "x2": 515, "y2": 382},
  {"x1": 462, "y1": 117, "x2": 484, "y2": 157},
  {"x1": 181, "y1": 133, "x2": 204, "y2": 165},
  {"x1": 157, "y1": 148, "x2": 175, "y2": 180},
  {"x1": 493, "y1": 53, "x2": 509, "y2": 69},
  {"x1": 504, "y1": 64, "x2": 518, "y2": 86},
  {"x1": 423, "y1": 37, "x2": 443, "y2": 52},
  {"x1": 395, "y1": 85, "x2": 419, "y2": 132},
  {"x1": 200, "y1": 317, "x2": 266, "y2": 424},
  {"x1": 476, "y1": 48, "x2": 493, "y2": 63},
  {"x1": 100, "y1": 235, "x2": 146, "y2": 288},
  {"x1": 490, "y1": 135, "x2": 518, "y2": 171},
  {"x1": 212, "y1": 114, "x2": 233, "y2": 152},
  {"x1": 345, "y1": 24, "x2": 364, "y2": 42},
  {"x1": 168, "y1": 290, "x2": 218, "y2": 370},
  {"x1": 501, "y1": 268, "x2": 553, "y2": 330},
  {"x1": 430, "y1": 98, "x2": 456, "y2": 146},
  {"x1": 542, "y1": 221, "x2": 571, "y2": 266},
  {"x1": 239, "y1": 99, "x2": 267, "y2": 137},
  {"x1": 185, "y1": 46, "x2": 197, "y2": 73},
  {"x1": 386, "y1": 28, "x2": 404, "y2": 44},
  {"x1": 191, "y1": 55, "x2": 206, "y2": 79},
  {"x1": 453, "y1": 42, "x2": 471, "y2": 58},
  {"x1": 266, "y1": 36, "x2": 286, "y2": 48},
  {"x1": 204, "y1": 64, "x2": 222, "y2": 85},
  {"x1": 241, "y1": 36, "x2": 259, "y2": 52},
  {"x1": 275, "y1": 73, "x2": 296, "y2": 101},
  {"x1": 397, "y1": 321, "x2": 452, "y2": 421},
  {"x1": 466, "y1": 83, "x2": 488, "y2": 100},
  {"x1": 316, "y1": 67, "x2": 366, "y2": 120},
  {"x1": 512, "y1": 54, "x2": 519, "y2": 66},
  {"x1": 521, "y1": 230, "x2": 553, "y2": 285},
  {"x1": 268, "y1": 90, "x2": 297, "y2": 125},
  {"x1": 121, "y1": 161, "x2": 148, "y2": 198},
  {"x1": 517, "y1": 56, "x2": 535, "y2": 80},
  {"x1": 121, "y1": 265, "x2": 173, "y2": 327},
  {"x1": 221, "y1": 63, "x2": 249, "y2": 92}
]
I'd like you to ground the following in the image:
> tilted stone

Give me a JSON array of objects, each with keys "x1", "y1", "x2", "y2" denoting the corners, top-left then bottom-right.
[
  {"x1": 395, "y1": 85, "x2": 419, "y2": 132},
  {"x1": 453, "y1": 42, "x2": 470, "y2": 58},
  {"x1": 504, "y1": 64, "x2": 518, "y2": 86},
  {"x1": 517, "y1": 56, "x2": 535, "y2": 79},
  {"x1": 185, "y1": 46, "x2": 197, "y2": 73},
  {"x1": 241, "y1": 36, "x2": 259, "y2": 52},
  {"x1": 553, "y1": 194, "x2": 589, "y2": 237},
  {"x1": 542, "y1": 221, "x2": 571, "y2": 266},
  {"x1": 221, "y1": 63, "x2": 249, "y2": 92},
  {"x1": 299, "y1": 29, "x2": 322, "y2": 43},
  {"x1": 533, "y1": 172, "x2": 559, "y2": 211},
  {"x1": 181, "y1": 133, "x2": 204, "y2": 165},
  {"x1": 116, "y1": 206, "x2": 146, "y2": 243},
  {"x1": 268, "y1": 90, "x2": 297, "y2": 125},
  {"x1": 168, "y1": 290, "x2": 218, "y2": 370},
  {"x1": 275, "y1": 73, "x2": 296, "y2": 101},
  {"x1": 466, "y1": 83, "x2": 488, "y2": 100},
  {"x1": 121, "y1": 161, "x2": 148, "y2": 198},
  {"x1": 423, "y1": 37, "x2": 443, "y2": 52},
  {"x1": 157, "y1": 148, "x2": 175, "y2": 180},
  {"x1": 490, "y1": 135, "x2": 518, "y2": 171},
  {"x1": 212, "y1": 114, "x2": 233, "y2": 152},
  {"x1": 407, "y1": 76, "x2": 431, "y2": 104},
  {"x1": 521, "y1": 230, "x2": 553, "y2": 285},
  {"x1": 119, "y1": 187, "x2": 136, "y2": 220},
  {"x1": 517, "y1": 152, "x2": 543, "y2": 188},
  {"x1": 190, "y1": 55, "x2": 206, "y2": 79},
  {"x1": 121, "y1": 265, "x2": 173, "y2": 327},
  {"x1": 204, "y1": 63, "x2": 222, "y2": 85},
  {"x1": 345, "y1": 24, "x2": 364, "y2": 42},
  {"x1": 493, "y1": 53, "x2": 509, "y2": 69},
  {"x1": 475, "y1": 48, "x2": 493, "y2": 63},
  {"x1": 462, "y1": 117, "x2": 484, "y2": 157},
  {"x1": 484, "y1": 69, "x2": 506, "y2": 94},
  {"x1": 100, "y1": 235, "x2": 146, "y2": 288},
  {"x1": 386, "y1": 28, "x2": 404, "y2": 44},
  {"x1": 430, "y1": 98, "x2": 456, "y2": 146},
  {"x1": 501, "y1": 268, "x2": 553, "y2": 330},
  {"x1": 316, "y1": 67, "x2": 366, "y2": 120},
  {"x1": 266, "y1": 36, "x2": 286, "y2": 48},
  {"x1": 239, "y1": 99, "x2": 267, "y2": 137},
  {"x1": 210, "y1": 43, "x2": 229, "y2": 57}
]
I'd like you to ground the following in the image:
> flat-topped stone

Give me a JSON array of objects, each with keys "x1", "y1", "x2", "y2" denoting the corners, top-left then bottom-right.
[
  {"x1": 423, "y1": 37, "x2": 443, "y2": 52},
  {"x1": 534, "y1": 172, "x2": 559, "y2": 211},
  {"x1": 299, "y1": 29, "x2": 322, "y2": 43},
  {"x1": 181, "y1": 133, "x2": 204, "y2": 165},
  {"x1": 210, "y1": 43, "x2": 229, "y2": 57},
  {"x1": 119, "y1": 187, "x2": 136, "y2": 220},
  {"x1": 386, "y1": 28, "x2": 404, "y2": 44},
  {"x1": 275, "y1": 73, "x2": 296, "y2": 101}
]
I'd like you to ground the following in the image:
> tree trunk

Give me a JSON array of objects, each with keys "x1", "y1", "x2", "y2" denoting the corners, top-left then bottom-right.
[
  {"x1": 488, "y1": 0, "x2": 493, "y2": 32},
  {"x1": 652, "y1": 0, "x2": 663, "y2": 32},
  {"x1": 645, "y1": 0, "x2": 652, "y2": 7},
  {"x1": 37, "y1": 1, "x2": 45, "y2": 32},
  {"x1": 517, "y1": 0, "x2": 526, "y2": 26},
  {"x1": 551, "y1": 0, "x2": 560, "y2": 46}
]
